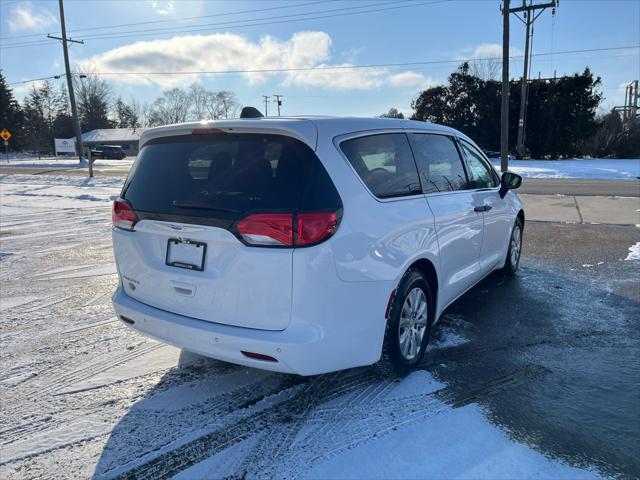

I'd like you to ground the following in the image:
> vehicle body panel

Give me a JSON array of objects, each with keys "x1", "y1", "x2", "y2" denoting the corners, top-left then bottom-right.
[{"x1": 112, "y1": 221, "x2": 293, "y2": 331}]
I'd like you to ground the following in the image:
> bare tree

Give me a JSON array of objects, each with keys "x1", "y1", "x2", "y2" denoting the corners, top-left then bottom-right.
[
  {"x1": 470, "y1": 57, "x2": 501, "y2": 81},
  {"x1": 73, "y1": 70, "x2": 113, "y2": 130},
  {"x1": 203, "y1": 91, "x2": 223, "y2": 119},
  {"x1": 189, "y1": 83, "x2": 209, "y2": 120},
  {"x1": 216, "y1": 91, "x2": 240, "y2": 119},
  {"x1": 148, "y1": 88, "x2": 192, "y2": 126}
]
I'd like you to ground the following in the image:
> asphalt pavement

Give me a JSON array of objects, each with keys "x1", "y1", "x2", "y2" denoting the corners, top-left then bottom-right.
[{"x1": 519, "y1": 178, "x2": 640, "y2": 197}]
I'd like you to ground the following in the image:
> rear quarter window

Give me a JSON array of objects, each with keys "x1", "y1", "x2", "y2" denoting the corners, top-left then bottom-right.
[{"x1": 339, "y1": 133, "x2": 421, "y2": 198}]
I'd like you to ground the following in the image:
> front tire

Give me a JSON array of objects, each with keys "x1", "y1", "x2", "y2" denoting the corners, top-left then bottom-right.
[
  {"x1": 379, "y1": 269, "x2": 434, "y2": 376},
  {"x1": 499, "y1": 217, "x2": 523, "y2": 276}
]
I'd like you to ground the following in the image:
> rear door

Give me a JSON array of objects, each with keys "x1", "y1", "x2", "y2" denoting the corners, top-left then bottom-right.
[
  {"x1": 458, "y1": 139, "x2": 513, "y2": 273},
  {"x1": 113, "y1": 132, "x2": 340, "y2": 331},
  {"x1": 408, "y1": 132, "x2": 484, "y2": 307}
]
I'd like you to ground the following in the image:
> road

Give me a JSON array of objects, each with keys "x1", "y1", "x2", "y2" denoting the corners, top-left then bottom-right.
[
  {"x1": 519, "y1": 178, "x2": 640, "y2": 196},
  {"x1": 2, "y1": 165, "x2": 639, "y2": 197}
]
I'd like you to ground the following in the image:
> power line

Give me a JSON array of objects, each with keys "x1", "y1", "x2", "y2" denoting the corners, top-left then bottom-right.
[
  {"x1": 8, "y1": 74, "x2": 65, "y2": 86},
  {"x1": 1, "y1": 0, "x2": 441, "y2": 47},
  {"x1": 0, "y1": 0, "x2": 334, "y2": 41},
  {"x1": 7, "y1": 45, "x2": 638, "y2": 86},
  {"x1": 0, "y1": 0, "x2": 452, "y2": 49}
]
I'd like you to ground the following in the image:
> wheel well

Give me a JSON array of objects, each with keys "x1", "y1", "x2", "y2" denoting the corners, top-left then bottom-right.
[
  {"x1": 408, "y1": 258, "x2": 438, "y2": 313},
  {"x1": 517, "y1": 209, "x2": 525, "y2": 226}
]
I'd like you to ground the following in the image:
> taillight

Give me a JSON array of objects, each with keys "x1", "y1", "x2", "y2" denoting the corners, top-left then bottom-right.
[
  {"x1": 236, "y1": 213, "x2": 294, "y2": 246},
  {"x1": 296, "y1": 212, "x2": 339, "y2": 246},
  {"x1": 112, "y1": 198, "x2": 138, "y2": 231},
  {"x1": 236, "y1": 211, "x2": 340, "y2": 247}
]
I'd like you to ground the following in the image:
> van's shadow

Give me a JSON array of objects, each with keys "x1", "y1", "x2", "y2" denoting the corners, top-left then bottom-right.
[{"x1": 93, "y1": 266, "x2": 640, "y2": 479}]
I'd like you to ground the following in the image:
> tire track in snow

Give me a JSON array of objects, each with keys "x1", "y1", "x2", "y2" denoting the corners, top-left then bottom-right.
[
  {"x1": 115, "y1": 366, "x2": 547, "y2": 480},
  {"x1": 281, "y1": 365, "x2": 552, "y2": 479},
  {"x1": 238, "y1": 373, "x2": 341, "y2": 479},
  {"x1": 20, "y1": 342, "x2": 164, "y2": 396},
  {"x1": 0, "y1": 372, "x2": 294, "y2": 461},
  {"x1": 109, "y1": 370, "x2": 387, "y2": 479}
]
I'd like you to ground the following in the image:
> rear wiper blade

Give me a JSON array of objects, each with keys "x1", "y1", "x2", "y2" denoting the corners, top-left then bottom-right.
[{"x1": 172, "y1": 201, "x2": 238, "y2": 213}]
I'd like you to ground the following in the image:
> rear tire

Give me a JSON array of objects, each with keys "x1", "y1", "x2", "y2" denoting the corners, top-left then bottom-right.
[
  {"x1": 378, "y1": 269, "x2": 434, "y2": 376},
  {"x1": 498, "y1": 217, "x2": 523, "y2": 276}
]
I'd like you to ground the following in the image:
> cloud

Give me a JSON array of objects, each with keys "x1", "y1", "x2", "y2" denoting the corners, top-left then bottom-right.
[
  {"x1": 11, "y1": 80, "x2": 47, "y2": 98},
  {"x1": 457, "y1": 42, "x2": 524, "y2": 61},
  {"x1": 150, "y1": 1, "x2": 175, "y2": 15},
  {"x1": 7, "y1": 2, "x2": 57, "y2": 32},
  {"x1": 77, "y1": 31, "x2": 437, "y2": 91},
  {"x1": 388, "y1": 71, "x2": 436, "y2": 90}
]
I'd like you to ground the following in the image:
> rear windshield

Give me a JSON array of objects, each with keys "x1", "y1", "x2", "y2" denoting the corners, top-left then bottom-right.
[{"x1": 122, "y1": 133, "x2": 341, "y2": 220}]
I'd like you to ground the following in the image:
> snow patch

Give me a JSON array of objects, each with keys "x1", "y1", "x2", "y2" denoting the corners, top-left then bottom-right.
[
  {"x1": 306, "y1": 403, "x2": 601, "y2": 479},
  {"x1": 625, "y1": 242, "x2": 640, "y2": 261}
]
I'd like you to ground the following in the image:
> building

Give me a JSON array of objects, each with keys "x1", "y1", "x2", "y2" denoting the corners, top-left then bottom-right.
[{"x1": 80, "y1": 128, "x2": 142, "y2": 156}]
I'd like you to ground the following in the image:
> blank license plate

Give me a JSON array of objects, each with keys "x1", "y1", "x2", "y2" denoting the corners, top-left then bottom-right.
[{"x1": 166, "y1": 239, "x2": 206, "y2": 271}]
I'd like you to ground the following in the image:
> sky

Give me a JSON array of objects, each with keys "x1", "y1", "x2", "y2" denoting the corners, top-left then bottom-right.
[{"x1": 1, "y1": 0, "x2": 639, "y2": 118}]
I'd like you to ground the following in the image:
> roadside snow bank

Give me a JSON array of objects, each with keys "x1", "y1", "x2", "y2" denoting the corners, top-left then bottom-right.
[{"x1": 490, "y1": 159, "x2": 640, "y2": 180}]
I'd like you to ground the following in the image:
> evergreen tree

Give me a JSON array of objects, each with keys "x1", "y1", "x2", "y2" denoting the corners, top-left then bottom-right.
[
  {"x1": 0, "y1": 71, "x2": 24, "y2": 151},
  {"x1": 411, "y1": 65, "x2": 603, "y2": 158},
  {"x1": 22, "y1": 81, "x2": 68, "y2": 154}
]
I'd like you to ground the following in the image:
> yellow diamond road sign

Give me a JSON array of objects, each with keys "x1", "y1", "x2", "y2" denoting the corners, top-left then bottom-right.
[{"x1": 0, "y1": 129, "x2": 11, "y2": 141}]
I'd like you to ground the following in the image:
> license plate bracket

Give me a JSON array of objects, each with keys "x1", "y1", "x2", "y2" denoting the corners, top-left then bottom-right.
[{"x1": 166, "y1": 238, "x2": 207, "y2": 271}]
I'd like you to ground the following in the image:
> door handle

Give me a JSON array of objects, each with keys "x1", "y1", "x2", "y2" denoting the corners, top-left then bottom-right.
[{"x1": 474, "y1": 205, "x2": 492, "y2": 212}]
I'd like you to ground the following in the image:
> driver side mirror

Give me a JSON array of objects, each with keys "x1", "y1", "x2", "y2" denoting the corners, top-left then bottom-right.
[{"x1": 499, "y1": 172, "x2": 522, "y2": 199}]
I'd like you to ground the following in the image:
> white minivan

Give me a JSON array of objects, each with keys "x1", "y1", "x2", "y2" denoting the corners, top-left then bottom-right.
[{"x1": 112, "y1": 113, "x2": 524, "y2": 375}]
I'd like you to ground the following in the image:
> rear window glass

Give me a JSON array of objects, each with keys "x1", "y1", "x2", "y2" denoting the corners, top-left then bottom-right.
[
  {"x1": 122, "y1": 133, "x2": 341, "y2": 219},
  {"x1": 340, "y1": 133, "x2": 421, "y2": 198}
]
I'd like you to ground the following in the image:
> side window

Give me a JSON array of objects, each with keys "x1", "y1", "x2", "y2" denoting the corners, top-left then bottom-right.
[
  {"x1": 340, "y1": 133, "x2": 421, "y2": 198},
  {"x1": 409, "y1": 133, "x2": 468, "y2": 193},
  {"x1": 460, "y1": 141, "x2": 499, "y2": 189}
]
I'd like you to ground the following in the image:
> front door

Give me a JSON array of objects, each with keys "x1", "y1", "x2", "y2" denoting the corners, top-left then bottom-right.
[
  {"x1": 459, "y1": 140, "x2": 513, "y2": 273},
  {"x1": 407, "y1": 132, "x2": 484, "y2": 308}
]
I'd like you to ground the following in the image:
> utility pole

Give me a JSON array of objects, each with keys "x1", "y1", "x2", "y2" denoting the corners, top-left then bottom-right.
[
  {"x1": 262, "y1": 95, "x2": 270, "y2": 116},
  {"x1": 274, "y1": 95, "x2": 283, "y2": 116},
  {"x1": 614, "y1": 80, "x2": 639, "y2": 128},
  {"x1": 49, "y1": 0, "x2": 84, "y2": 165},
  {"x1": 500, "y1": 0, "x2": 510, "y2": 173},
  {"x1": 509, "y1": 0, "x2": 558, "y2": 158}
]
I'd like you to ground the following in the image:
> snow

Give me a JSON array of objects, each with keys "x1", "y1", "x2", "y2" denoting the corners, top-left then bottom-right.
[
  {"x1": 305, "y1": 403, "x2": 599, "y2": 480},
  {"x1": 0, "y1": 174, "x2": 124, "y2": 214},
  {"x1": 1, "y1": 155, "x2": 134, "y2": 170},
  {"x1": 0, "y1": 173, "x2": 607, "y2": 479},
  {"x1": 490, "y1": 158, "x2": 640, "y2": 180},
  {"x1": 625, "y1": 242, "x2": 640, "y2": 261}
]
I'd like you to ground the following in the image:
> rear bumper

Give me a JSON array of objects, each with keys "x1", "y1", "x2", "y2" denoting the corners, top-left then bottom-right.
[{"x1": 112, "y1": 284, "x2": 389, "y2": 375}]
